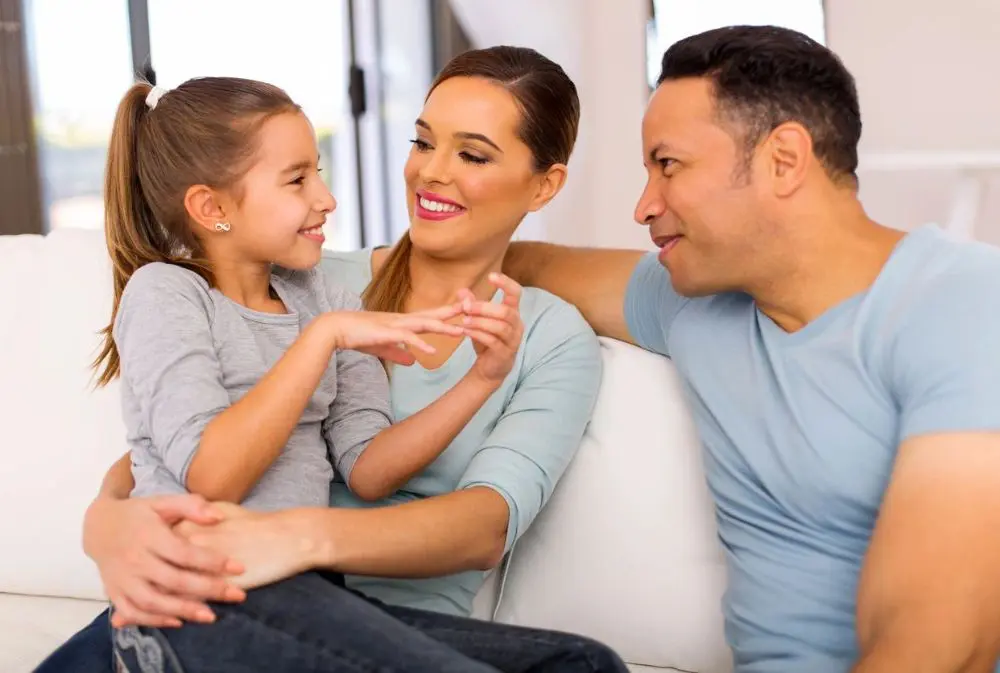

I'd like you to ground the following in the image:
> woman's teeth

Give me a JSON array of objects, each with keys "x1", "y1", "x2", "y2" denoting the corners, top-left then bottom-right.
[
  {"x1": 419, "y1": 196, "x2": 462, "y2": 213},
  {"x1": 301, "y1": 225, "x2": 323, "y2": 235}
]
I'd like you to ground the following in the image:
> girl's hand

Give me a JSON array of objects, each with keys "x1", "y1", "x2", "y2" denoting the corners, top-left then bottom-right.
[
  {"x1": 459, "y1": 273, "x2": 524, "y2": 385},
  {"x1": 83, "y1": 494, "x2": 246, "y2": 628},
  {"x1": 174, "y1": 505, "x2": 317, "y2": 591},
  {"x1": 324, "y1": 303, "x2": 465, "y2": 365}
]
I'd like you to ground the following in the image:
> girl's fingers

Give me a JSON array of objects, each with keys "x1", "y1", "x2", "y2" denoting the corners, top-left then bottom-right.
[
  {"x1": 397, "y1": 317, "x2": 464, "y2": 336},
  {"x1": 460, "y1": 316, "x2": 516, "y2": 343},
  {"x1": 463, "y1": 328, "x2": 505, "y2": 352},
  {"x1": 460, "y1": 300, "x2": 518, "y2": 324},
  {"x1": 412, "y1": 303, "x2": 463, "y2": 321},
  {"x1": 390, "y1": 330, "x2": 436, "y2": 354}
]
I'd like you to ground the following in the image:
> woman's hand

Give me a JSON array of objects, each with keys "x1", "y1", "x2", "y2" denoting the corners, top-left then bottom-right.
[
  {"x1": 459, "y1": 272, "x2": 524, "y2": 385},
  {"x1": 324, "y1": 303, "x2": 465, "y2": 365},
  {"x1": 174, "y1": 505, "x2": 319, "y2": 591},
  {"x1": 83, "y1": 494, "x2": 246, "y2": 628}
]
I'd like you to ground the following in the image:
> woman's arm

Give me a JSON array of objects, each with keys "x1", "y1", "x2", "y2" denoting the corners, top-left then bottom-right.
[
  {"x1": 346, "y1": 275, "x2": 524, "y2": 501},
  {"x1": 82, "y1": 453, "x2": 245, "y2": 628},
  {"x1": 181, "y1": 296, "x2": 601, "y2": 583}
]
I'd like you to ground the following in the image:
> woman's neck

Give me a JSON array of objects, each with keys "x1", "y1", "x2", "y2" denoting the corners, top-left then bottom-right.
[{"x1": 405, "y1": 246, "x2": 505, "y2": 311}]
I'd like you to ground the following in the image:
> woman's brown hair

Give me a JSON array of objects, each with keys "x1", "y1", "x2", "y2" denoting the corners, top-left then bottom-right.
[
  {"x1": 362, "y1": 46, "x2": 581, "y2": 315},
  {"x1": 93, "y1": 77, "x2": 300, "y2": 386}
]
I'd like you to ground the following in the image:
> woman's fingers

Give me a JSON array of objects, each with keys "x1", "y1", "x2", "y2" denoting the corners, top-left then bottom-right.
[
  {"x1": 127, "y1": 571, "x2": 218, "y2": 624},
  {"x1": 489, "y1": 272, "x2": 523, "y2": 309},
  {"x1": 460, "y1": 300, "x2": 518, "y2": 323},
  {"x1": 156, "y1": 523, "x2": 241, "y2": 577},
  {"x1": 148, "y1": 547, "x2": 246, "y2": 604},
  {"x1": 110, "y1": 593, "x2": 184, "y2": 629}
]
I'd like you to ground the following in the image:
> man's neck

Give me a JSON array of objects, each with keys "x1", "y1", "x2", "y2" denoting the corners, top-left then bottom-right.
[
  {"x1": 406, "y1": 247, "x2": 505, "y2": 311},
  {"x1": 749, "y1": 197, "x2": 906, "y2": 333}
]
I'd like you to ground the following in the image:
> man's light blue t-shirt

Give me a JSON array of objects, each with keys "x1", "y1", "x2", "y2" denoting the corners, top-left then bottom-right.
[
  {"x1": 624, "y1": 224, "x2": 1000, "y2": 672},
  {"x1": 320, "y1": 249, "x2": 602, "y2": 617}
]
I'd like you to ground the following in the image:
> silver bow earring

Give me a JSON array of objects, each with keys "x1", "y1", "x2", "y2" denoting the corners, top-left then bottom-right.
[{"x1": 215, "y1": 221, "x2": 231, "y2": 232}]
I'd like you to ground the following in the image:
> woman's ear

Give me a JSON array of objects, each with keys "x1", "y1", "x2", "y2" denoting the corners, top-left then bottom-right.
[
  {"x1": 184, "y1": 184, "x2": 228, "y2": 234},
  {"x1": 527, "y1": 164, "x2": 568, "y2": 213}
]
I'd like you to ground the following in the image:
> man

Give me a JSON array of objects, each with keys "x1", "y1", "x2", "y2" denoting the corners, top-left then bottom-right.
[{"x1": 504, "y1": 25, "x2": 1000, "y2": 673}]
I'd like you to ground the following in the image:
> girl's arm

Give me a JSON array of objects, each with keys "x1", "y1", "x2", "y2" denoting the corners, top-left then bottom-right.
[{"x1": 117, "y1": 264, "x2": 461, "y2": 504}]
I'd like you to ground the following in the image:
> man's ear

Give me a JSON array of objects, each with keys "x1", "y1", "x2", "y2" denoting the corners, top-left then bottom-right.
[
  {"x1": 765, "y1": 122, "x2": 812, "y2": 198},
  {"x1": 184, "y1": 184, "x2": 228, "y2": 234},
  {"x1": 527, "y1": 164, "x2": 568, "y2": 213}
]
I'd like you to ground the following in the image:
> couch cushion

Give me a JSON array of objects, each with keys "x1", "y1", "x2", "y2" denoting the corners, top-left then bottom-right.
[
  {"x1": 0, "y1": 592, "x2": 107, "y2": 672},
  {"x1": 494, "y1": 338, "x2": 732, "y2": 672},
  {"x1": 0, "y1": 231, "x2": 124, "y2": 601}
]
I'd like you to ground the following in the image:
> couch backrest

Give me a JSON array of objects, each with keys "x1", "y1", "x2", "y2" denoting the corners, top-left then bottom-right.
[{"x1": 0, "y1": 230, "x2": 731, "y2": 672}]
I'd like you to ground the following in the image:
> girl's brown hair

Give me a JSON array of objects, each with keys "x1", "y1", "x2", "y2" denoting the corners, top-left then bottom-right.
[
  {"x1": 361, "y1": 46, "x2": 581, "y2": 315},
  {"x1": 94, "y1": 77, "x2": 300, "y2": 386}
]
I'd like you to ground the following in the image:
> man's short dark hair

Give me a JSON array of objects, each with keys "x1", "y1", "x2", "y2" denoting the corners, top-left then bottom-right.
[{"x1": 658, "y1": 25, "x2": 862, "y2": 184}]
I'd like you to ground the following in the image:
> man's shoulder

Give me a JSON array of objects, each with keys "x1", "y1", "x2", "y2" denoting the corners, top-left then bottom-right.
[{"x1": 884, "y1": 229, "x2": 1000, "y2": 328}]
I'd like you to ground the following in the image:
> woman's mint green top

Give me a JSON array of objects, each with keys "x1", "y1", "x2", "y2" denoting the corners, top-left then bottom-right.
[{"x1": 320, "y1": 249, "x2": 602, "y2": 616}]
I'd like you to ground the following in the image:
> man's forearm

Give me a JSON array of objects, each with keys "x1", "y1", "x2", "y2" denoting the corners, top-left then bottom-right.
[
  {"x1": 299, "y1": 487, "x2": 509, "y2": 577},
  {"x1": 503, "y1": 241, "x2": 644, "y2": 343}
]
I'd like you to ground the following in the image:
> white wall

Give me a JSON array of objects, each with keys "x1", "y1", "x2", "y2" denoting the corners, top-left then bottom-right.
[
  {"x1": 450, "y1": 0, "x2": 653, "y2": 250},
  {"x1": 827, "y1": 0, "x2": 1000, "y2": 243},
  {"x1": 451, "y1": 0, "x2": 1000, "y2": 248}
]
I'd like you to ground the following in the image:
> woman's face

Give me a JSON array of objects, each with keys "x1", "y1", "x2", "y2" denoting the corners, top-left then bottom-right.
[{"x1": 403, "y1": 76, "x2": 564, "y2": 260}]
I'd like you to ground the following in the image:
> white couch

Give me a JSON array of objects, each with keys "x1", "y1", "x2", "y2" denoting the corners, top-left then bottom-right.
[{"x1": 0, "y1": 229, "x2": 732, "y2": 673}]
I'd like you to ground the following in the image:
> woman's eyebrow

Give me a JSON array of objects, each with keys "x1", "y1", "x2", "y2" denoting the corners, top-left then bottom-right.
[{"x1": 415, "y1": 119, "x2": 503, "y2": 153}]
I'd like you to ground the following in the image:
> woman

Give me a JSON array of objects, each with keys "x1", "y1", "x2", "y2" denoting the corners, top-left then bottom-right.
[{"x1": 39, "y1": 46, "x2": 616, "y2": 672}]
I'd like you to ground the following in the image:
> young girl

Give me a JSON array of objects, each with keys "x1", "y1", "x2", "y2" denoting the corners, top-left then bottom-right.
[{"x1": 96, "y1": 77, "x2": 524, "y2": 672}]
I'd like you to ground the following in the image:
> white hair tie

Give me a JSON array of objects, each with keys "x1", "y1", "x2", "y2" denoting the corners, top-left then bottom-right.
[{"x1": 145, "y1": 86, "x2": 168, "y2": 110}]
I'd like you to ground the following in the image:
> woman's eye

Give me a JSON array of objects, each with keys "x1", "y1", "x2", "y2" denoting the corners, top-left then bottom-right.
[
  {"x1": 460, "y1": 152, "x2": 489, "y2": 165},
  {"x1": 410, "y1": 139, "x2": 432, "y2": 152}
]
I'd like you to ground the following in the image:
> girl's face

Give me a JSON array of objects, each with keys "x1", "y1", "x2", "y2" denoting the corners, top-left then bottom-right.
[
  {"x1": 210, "y1": 111, "x2": 335, "y2": 270},
  {"x1": 403, "y1": 76, "x2": 566, "y2": 261}
]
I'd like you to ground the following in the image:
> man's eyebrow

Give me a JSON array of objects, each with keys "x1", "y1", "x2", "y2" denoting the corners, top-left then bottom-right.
[{"x1": 415, "y1": 119, "x2": 503, "y2": 153}]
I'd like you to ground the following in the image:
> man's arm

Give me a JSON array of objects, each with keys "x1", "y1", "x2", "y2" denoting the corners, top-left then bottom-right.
[
  {"x1": 503, "y1": 242, "x2": 644, "y2": 344},
  {"x1": 853, "y1": 431, "x2": 1000, "y2": 672}
]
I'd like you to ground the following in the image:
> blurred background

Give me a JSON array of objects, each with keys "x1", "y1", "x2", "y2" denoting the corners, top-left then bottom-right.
[{"x1": 1, "y1": 0, "x2": 998, "y2": 250}]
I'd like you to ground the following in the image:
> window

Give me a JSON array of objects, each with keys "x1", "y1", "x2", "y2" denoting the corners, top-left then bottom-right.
[
  {"x1": 646, "y1": 0, "x2": 827, "y2": 88},
  {"x1": 23, "y1": 0, "x2": 133, "y2": 232},
  {"x1": 11, "y1": 0, "x2": 438, "y2": 249}
]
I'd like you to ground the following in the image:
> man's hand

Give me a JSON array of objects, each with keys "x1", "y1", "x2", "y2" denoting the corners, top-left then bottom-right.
[
  {"x1": 853, "y1": 432, "x2": 1000, "y2": 672},
  {"x1": 175, "y1": 505, "x2": 320, "y2": 590},
  {"x1": 84, "y1": 494, "x2": 246, "y2": 628}
]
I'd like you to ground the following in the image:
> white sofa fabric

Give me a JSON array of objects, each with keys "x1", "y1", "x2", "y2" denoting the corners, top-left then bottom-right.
[{"x1": 0, "y1": 229, "x2": 731, "y2": 672}]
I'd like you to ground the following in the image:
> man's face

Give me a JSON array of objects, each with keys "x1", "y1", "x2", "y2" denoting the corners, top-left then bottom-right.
[{"x1": 635, "y1": 77, "x2": 771, "y2": 297}]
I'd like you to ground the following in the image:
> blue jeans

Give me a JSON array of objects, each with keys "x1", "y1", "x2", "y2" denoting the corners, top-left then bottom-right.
[{"x1": 35, "y1": 572, "x2": 627, "y2": 673}]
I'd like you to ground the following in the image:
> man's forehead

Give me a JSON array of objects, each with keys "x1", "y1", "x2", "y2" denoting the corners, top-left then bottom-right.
[{"x1": 642, "y1": 78, "x2": 727, "y2": 149}]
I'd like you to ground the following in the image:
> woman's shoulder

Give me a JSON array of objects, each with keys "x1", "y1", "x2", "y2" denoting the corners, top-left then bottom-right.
[
  {"x1": 317, "y1": 247, "x2": 377, "y2": 297},
  {"x1": 518, "y1": 287, "x2": 600, "y2": 361}
]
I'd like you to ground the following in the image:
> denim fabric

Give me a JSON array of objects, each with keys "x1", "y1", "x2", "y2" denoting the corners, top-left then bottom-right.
[{"x1": 42, "y1": 572, "x2": 627, "y2": 673}]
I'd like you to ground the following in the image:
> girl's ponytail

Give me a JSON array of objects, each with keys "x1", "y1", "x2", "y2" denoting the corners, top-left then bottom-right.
[{"x1": 94, "y1": 83, "x2": 166, "y2": 386}]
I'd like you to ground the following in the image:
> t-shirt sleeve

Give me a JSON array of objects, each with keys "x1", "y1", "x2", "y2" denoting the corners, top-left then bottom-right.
[
  {"x1": 113, "y1": 263, "x2": 230, "y2": 485},
  {"x1": 457, "y1": 301, "x2": 602, "y2": 552},
  {"x1": 321, "y1": 287, "x2": 394, "y2": 482},
  {"x1": 624, "y1": 252, "x2": 690, "y2": 357},
  {"x1": 892, "y1": 261, "x2": 1000, "y2": 441}
]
